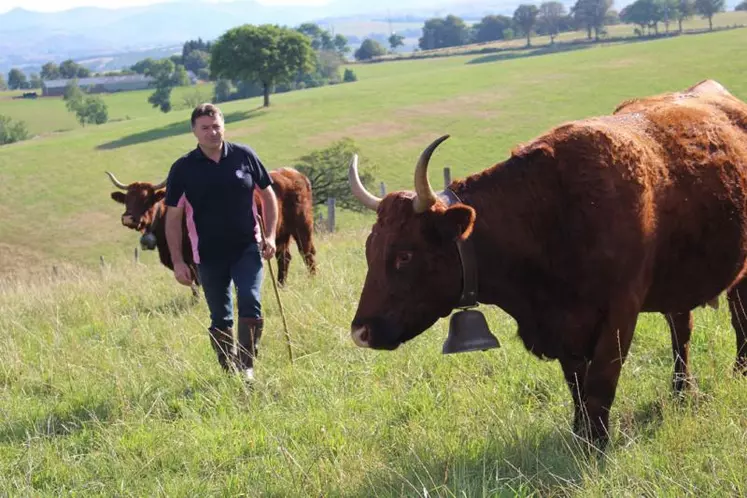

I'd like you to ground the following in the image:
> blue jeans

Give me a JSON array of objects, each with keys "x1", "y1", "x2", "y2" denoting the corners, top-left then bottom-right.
[{"x1": 197, "y1": 244, "x2": 264, "y2": 330}]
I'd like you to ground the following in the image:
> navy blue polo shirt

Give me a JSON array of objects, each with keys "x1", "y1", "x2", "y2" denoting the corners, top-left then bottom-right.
[{"x1": 164, "y1": 141, "x2": 273, "y2": 264}]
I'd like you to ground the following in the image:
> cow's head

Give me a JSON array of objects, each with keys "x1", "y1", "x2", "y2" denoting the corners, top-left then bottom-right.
[
  {"x1": 106, "y1": 171, "x2": 167, "y2": 231},
  {"x1": 348, "y1": 135, "x2": 477, "y2": 350}
]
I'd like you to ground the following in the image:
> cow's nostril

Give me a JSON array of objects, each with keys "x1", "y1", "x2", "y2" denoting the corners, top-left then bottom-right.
[{"x1": 351, "y1": 325, "x2": 370, "y2": 348}]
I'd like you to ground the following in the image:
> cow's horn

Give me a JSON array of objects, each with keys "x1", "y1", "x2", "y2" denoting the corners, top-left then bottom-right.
[
  {"x1": 348, "y1": 153, "x2": 381, "y2": 211},
  {"x1": 152, "y1": 178, "x2": 167, "y2": 190},
  {"x1": 105, "y1": 171, "x2": 128, "y2": 190},
  {"x1": 413, "y1": 134, "x2": 449, "y2": 214}
]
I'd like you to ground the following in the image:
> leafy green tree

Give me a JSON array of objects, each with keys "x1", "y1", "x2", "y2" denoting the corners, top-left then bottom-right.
[
  {"x1": 184, "y1": 50, "x2": 210, "y2": 75},
  {"x1": 63, "y1": 79, "x2": 84, "y2": 111},
  {"x1": 538, "y1": 2, "x2": 567, "y2": 43},
  {"x1": 354, "y1": 38, "x2": 387, "y2": 60},
  {"x1": 146, "y1": 59, "x2": 190, "y2": 113},
  {"x1": 418, "y1": 15, "x2": 471, "y2": 50},
  {"x1": 131, "y1": 58, "x2": 158, "y2": 75},
  {"x1": 737, "y1": 0, "x2": 747, "y2": 10},
  {"x1": 59, "y1": 59, "x2": 90, "y2": 79},
  {"x1": 572, "y1": 0, "x2": 614, "y2": 40},
  {"x1": 695, "y1": 0, "x2": 725, "y2": 29},
  {"x1": 0, "y1": 115, "x2": 30, "y2": 145},
  {"x1": 514, "y1": 4, "x2": 540, "y2": 46},
  {"x1": 77, "y1": 96, "x2": 108, "y2": 125},
  {"x1": 210, "y1": 24, "x2": 314, "y2": 107},
  {"x1": 7, "y1": 69, "x2": 27, "y2": 90},
  {"x1": 182, "y1": 38, "x2": 212, "y2": 60},
  {"x1": 388, "y1": 33, "x2": 405, "y2": 50},
  {"x1": 472, "y1": 15, "x2": 513, "y2": 42},
  {"x1": 28, "y1": 73, "x2": 42, "y2": 89},
  {"x1": 333, "y1": 34, "x2": 350, "y2": 56},
  {"x1": 676, "y1": 0, "x2": 696, "y2": 30},
  {"x1": 343, "y1": 68, "x2": 358, "y2": 82},
  {"x1": 293, "y1": 138, "x2": 378, "y2": 213},
  {"x1": 41, "y1": 62, "x2": 61, "y2": 80}
]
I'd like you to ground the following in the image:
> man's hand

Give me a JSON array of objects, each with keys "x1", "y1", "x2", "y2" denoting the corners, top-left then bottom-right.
[
  {"x1": 173, "y1": 261, "x2": 193, "y2": 286},
  {"x1": 261, "y1": 236, "x2": 276, "y2": 260}
]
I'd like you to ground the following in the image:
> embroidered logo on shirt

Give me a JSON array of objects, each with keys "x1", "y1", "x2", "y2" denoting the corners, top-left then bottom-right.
[{"x1": 235, "y1": 169, "x2": 245, "y2": 179}]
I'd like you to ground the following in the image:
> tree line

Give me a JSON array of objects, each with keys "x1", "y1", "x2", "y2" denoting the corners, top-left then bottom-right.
[{"x1": 352, "y1": 0, "x2": 733, "y2": 60}]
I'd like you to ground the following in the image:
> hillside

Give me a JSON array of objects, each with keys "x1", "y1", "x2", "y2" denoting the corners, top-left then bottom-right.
[{"x1": 2, "y1": 22, "x2": 747, "y2": 496}]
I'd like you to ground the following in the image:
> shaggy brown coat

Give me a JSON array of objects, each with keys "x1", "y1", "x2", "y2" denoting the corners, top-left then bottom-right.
[{"x1": 348, "y1": 80, "x2": 747, "y2": 447}]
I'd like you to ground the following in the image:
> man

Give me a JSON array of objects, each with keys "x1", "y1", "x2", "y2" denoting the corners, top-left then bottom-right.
[{"x1": 164, "y1": 103, "x2": 278, "y2": 381}]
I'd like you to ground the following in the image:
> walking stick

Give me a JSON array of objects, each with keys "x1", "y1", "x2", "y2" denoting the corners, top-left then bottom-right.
[{"x1": 258, "y1": 214, "x2": 294, "y2": 363}]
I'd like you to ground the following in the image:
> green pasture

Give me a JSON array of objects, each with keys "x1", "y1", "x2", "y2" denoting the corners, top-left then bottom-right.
[{"x1": 1, "y1": 23, "x2": 747, "y2": 496}]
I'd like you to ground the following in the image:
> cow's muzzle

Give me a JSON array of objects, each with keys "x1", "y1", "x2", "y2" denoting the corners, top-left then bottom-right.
[{"x1": 121, "y1": 214, "x2": 137, "y2": 228}]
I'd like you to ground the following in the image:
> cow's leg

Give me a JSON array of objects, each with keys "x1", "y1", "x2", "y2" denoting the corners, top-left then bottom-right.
[
  {"x1": 294, "y1": 225, "x2": 317, "y2": 276},
  {"x1": 664, "y1": 311, "x2": 695, "y2": 394},
  {"x1": 275, "y1": 233, "x2": 291, "y2": 286},
  {"x1": 579, "y1": 296, "x2": 639, "y2": 448},
  {"x1": 726, "y1": 281, "x2": 747, "y2": 375},
  {"x1": 560, "y1": 354, "x2": 590, "y2": 434}
]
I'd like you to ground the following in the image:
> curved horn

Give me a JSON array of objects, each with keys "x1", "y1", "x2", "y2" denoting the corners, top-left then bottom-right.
[
  {"x1": 413, "y1": 134, "x2": 450, "y2": 214},
  {"x1": 152, "y1": 178, "x2": 167, "y2": 190},
  {"x1": 105, "y1": 171, "x2": 128, "y2": 190},
  {"x1": 348, "y1": 153, "x2": 381, "y2": 211}
]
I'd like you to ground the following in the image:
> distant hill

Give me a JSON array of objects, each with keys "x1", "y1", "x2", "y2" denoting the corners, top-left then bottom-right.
[{"x1": 0, "y1": 0, "x2": 540, "y2": 74}]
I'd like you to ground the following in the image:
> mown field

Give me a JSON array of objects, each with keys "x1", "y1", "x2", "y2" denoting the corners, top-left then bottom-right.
[{"x1": 1, "y1": 24, "x2": 747, "y2": 496}]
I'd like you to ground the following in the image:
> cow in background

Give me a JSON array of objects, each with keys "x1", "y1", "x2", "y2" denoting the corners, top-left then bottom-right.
[{"x1": 106, "y1": 167, "x2": 317, "y2": 288}]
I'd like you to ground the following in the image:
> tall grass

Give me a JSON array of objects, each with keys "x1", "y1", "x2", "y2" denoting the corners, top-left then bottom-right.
[{"x1": 1, "y1": 232, "x2": 746, "y2": 495}]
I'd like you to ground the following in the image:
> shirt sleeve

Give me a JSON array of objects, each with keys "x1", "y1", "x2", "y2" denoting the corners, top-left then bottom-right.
[
  {"x1": 164, "y1": 159, "x2": 186, "y2": 207},
  {"x1": 246, "y1": 147, "x2": 273, "y2": 190}
]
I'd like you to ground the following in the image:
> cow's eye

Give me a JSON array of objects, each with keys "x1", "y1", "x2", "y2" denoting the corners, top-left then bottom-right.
[{"x1": 395, "y1": 251, "x2": 413, "y2": 269}]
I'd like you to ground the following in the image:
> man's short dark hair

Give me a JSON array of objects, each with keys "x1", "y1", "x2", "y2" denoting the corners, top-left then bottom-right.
[{"x1": 191, "y1": 103, "x2": 223, "y2": 127}]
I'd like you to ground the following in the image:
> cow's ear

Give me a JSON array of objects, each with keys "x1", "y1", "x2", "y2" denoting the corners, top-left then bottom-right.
[
  {"x1": 111, "y1": 192, "x2": 126, "y2": 204},
  {"x1": 153, "y1": 190, "x2": 166, "y2": 203},
  {"x1": 429, "y1": 204, "x2": 475, "y2": 243}
]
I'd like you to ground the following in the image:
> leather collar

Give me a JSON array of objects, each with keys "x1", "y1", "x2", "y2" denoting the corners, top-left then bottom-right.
[{"x1": 438, "y1": 188, "x2": 478, "y2": 309}]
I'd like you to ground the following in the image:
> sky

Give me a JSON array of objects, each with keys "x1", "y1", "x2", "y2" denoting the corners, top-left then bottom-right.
[{"x1": 0, "y1": 0, "x2": 333, "y2": 14}]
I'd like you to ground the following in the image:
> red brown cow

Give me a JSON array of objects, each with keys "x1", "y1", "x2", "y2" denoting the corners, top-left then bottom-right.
[
  {"x1": 347, "y1": 80, "x2": 747, "y2": 448},
  {"x1": 107, "y1": 167, "x2": 317, "y2": 288}
]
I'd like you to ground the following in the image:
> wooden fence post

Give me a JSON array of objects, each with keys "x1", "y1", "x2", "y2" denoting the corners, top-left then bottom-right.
[
  {"x1": 443, "y1": 167, "x2": 451, "y2": 189},
  {"x1": 327, "y1": 197, "x2": 336, "y2": 233},
  {"x1": 134, "y1": 247, "x2": 140, "y2": 263}
]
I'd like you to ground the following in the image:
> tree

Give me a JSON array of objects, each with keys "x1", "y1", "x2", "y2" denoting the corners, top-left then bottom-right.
[
  {"x1": 59, "y1": 59, "x2": 90, "y2": 79},
  {"x1": 695, "y1": 0, "x2": 725, "y2": 29},
  {"x1": 0, "y1": 115, "x2": 29, "y2": 145},
  {"x1": 7, "y1": 69, "x2": 27, "y2": 90},
  {"x1": 388, "y1": 33, "x2": 405, "y2": 51},
  {"x1": 354, "y1": 38, "x2": 387, "y2": 60},
  {"x1": 293, "y1": 138, "x2": 379, "y2": 213},
  {"x1": 514, "y1": 4, "x2": 540, "y2": 47},
  {"x1": 77, "y1": 96, "x2": 108, "y2": 125},
  {"x1": 333, "y1": 34, "x2": 350, "y2": 56},
  {"x1": 146, "y1": 59, "x2": 190, "y2": 113},
  {"x1": 184, "y1": 50, "x2": 210, "y2": 76},
  {"x1": 182, "y1": 37, "x2": 212, "y2": 61},
  {"x1": 131, "y1": 58, "x2": 158, "y2": 75},
  {"x1": 676, "y1": 0, "x2": 696, "y2": 31},
  {"x1": 211, "y1": 24, "x2": 314, "y2": 108},
  {"x1": 28, "y1": 73, "x2": 42, "y2": 89},
  {"x1": 572, "y1": 0, "x2": 614, "y2": 40},
  {"x1": 472, "y1": 15, "x2": 513, "y2": 42},
  {"x1": 538, "y1": 2, "x2": 567, "y2": 43},
  {"x1": 63, "y1": 79, "x2": 84, "y2": 111},
  {"x1": 41, "y1": 62, "x2": 60, "y2": 80},
  {"x1": 737, "y1": 0, "x2": 747, "y2": 10},
  {"x1": 419, "y1": 15, "x2": 471, "y2": 50}
]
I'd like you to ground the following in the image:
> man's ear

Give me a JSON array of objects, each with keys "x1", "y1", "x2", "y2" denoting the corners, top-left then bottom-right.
[
  {"x1": 426, "y1": 204, "x2": 476, "y2": 244},
  {"x1": 153, "y1": 190, "x2": 166, "y2": 203},
  {"x1": 111, "y1": 192, "x2": 126, "y2": 204}
]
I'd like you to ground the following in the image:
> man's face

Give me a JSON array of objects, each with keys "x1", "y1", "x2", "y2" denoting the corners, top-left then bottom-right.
[{"x1": 192, "y1": 114, "x2": 224, "y2": 150}]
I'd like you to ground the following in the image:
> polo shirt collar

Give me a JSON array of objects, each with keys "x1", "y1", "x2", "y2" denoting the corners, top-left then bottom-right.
[{"x1": 195, "y1": 141, "x2": 230, "y2": 161}]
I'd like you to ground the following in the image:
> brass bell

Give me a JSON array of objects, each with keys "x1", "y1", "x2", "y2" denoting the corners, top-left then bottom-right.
[{"x1": 442, "y1": 309, "x2": 501, "y2": 354}]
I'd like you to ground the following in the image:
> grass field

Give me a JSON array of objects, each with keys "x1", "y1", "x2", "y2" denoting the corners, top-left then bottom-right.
[{"x1": 1, "y1": 21, "x2": 747, "y2": 496}]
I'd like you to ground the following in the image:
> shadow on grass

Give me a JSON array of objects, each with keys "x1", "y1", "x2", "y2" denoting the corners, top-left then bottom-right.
[
  {"x1": 0, "y1": 400, "x2": 113, "y2": 443},
  {"x1": 467, "y1": 43, "x2": 591, "y2": 65},
  {"x1": 344, "y1": 428, "x2": 604, "y2": 497},
  {"x1": 134, "y1": 292, "x2": 200, "y2": 318},
  {"x1": 96, "y1": 108, "x2": 266, "y2": 150}
]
